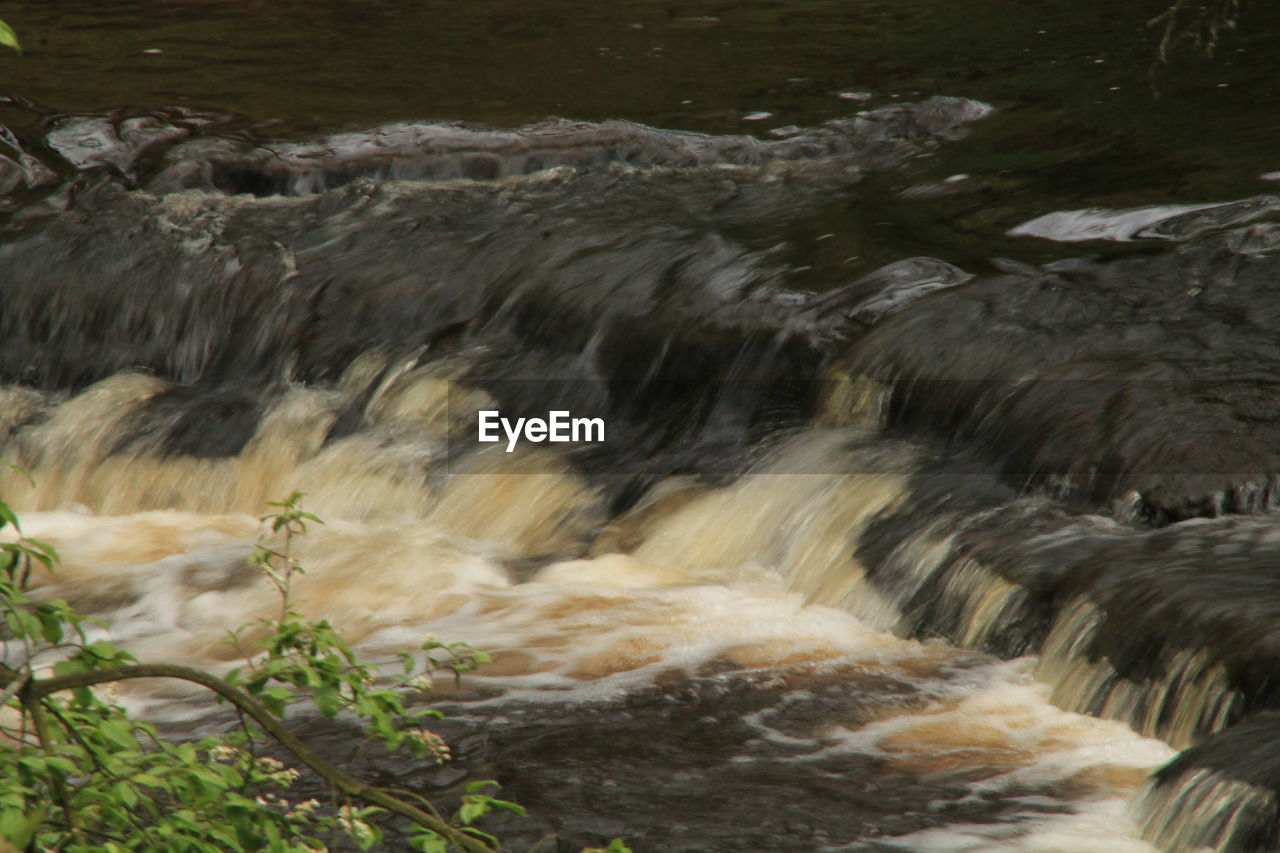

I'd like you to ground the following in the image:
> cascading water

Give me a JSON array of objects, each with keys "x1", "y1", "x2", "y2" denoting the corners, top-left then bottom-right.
[{"x1": 3, "y1": 39, "x2": 1280, "y2": 849}]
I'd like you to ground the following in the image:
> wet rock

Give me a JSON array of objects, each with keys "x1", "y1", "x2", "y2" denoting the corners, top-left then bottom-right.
[
  {"x1": 138, "y1": 97, "x2": 991, "y2": 197},
  {"x1": 839, "y1": 223, "x2": 1280, "y2": 520},
  {"x1": 800, "y1": 257, "x2": 974, "y2": 327},
  {"x1": 109, "y1": 386, "x2": 266, "y2": 459},
  {"x1": 0, "y1": 122, "x2": 60, "y2": 203},
  {"x1": 849, "y1": 450, "x2": 1280, "y2": 802},
  {"x1": 1140, "y1": 714, "x2": 1280, "y2": 852},
  {"x1": 0, "y1": 100, "x2": 990, "y2": 469},
  {"x1": 45, "y1": 114, "x2": 189, "y2": 173}
]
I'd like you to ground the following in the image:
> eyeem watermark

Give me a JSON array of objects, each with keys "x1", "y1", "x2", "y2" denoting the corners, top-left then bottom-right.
[{"x1": 478, "y1": 410, "x2": 605, "y2": 452}]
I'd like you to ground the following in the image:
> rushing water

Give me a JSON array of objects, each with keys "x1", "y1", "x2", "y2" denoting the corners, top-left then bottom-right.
[{"x1": 2, "y1": 1, "x2": 1280, "y2": 851}]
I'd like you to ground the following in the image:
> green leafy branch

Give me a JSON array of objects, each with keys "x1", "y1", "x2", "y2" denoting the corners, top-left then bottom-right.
[
  {"x1": 0, "y1": 488, "x2": 518, "y2": 851},
  {"x1": 2, "y1": 481, "x2": 631, "y2": 851}
]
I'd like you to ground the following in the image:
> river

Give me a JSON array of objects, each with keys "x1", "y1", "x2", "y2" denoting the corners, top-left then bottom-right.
[{"x1": 1, "y1": 1, "x2": 1279, "y2": 850}]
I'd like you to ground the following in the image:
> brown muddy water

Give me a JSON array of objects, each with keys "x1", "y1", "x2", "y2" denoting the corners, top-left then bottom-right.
[{"x1": 2, "y1": 1, "x2": 1280, "y2": 851}]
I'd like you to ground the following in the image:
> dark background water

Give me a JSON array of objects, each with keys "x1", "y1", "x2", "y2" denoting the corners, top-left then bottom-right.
[{"x1": 2, "y1": 0, "x2": 1276, "y2": 210}]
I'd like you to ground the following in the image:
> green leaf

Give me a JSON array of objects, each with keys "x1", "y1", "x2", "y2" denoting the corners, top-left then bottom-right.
[
  {"x1": 582, "y1": 841, "x2": 634, "y2": 853},
  {"x1": 41, "y1": 755, "x2": 79, "y2": 775},
  {"x1": 98, "y1": 718, "x2": 141, "y2": 751},
  {"x1": 0, "y1": 461, "x2": 35, "y2": 487},
  {"x1": 0, "y1": 805, "x2": 42, "y2": 847},
  {"x1": 36, "y1": 605, "x2": 64, "y2": 643},
  {"x1": 0, "y1": 500, "x2": 21, "y2": 531},
  {"x1": 84, "y1": 639, "x2": 134, "y2": 664},
  {"x1": 21, "y1": 537, "x2": 59, "y2": 570},
  {"x1": 131, "y1": 773, "x2": 169, "y2": 789},
  {"x1": 488, "y1": 798, "x2": 527, "y2": 817},
  {"x1": 459, "y1": 826, "x2": 500, "y2": 845},
  {"x1": 111, "y1": 780, "x2": 140, "y2": 808},
  {"x1": 187, "y1": 764, "x2": 232, "y2": 790},
  {"x1": 458, "y1": 800, "x2": 487, "y2": 825},
  {"x1": 5, "y1": 608, "x2": 39, "y2": 640},
  {"x1": 407, "y1": 830, "x2": 450, "y2": 853},
  {"x1": 313, "y1": 684, "x2": 341, "y2": 716}
]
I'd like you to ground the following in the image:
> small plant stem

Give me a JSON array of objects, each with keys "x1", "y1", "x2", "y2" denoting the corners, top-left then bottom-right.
[
  {"x1": 278, "y1": 526, "x2": 293, "y2": 623},
  {"x1": 20, "y1": 685, "x2": 81, "y2": 845}
]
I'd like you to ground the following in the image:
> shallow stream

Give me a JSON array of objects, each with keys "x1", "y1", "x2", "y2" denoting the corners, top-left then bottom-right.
[{"x1": 2, "y1": 2, "x2": 1280, "y2": 850}]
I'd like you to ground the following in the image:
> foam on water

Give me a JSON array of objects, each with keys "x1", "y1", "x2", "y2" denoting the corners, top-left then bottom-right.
[
  {"x1": 3, "y1": 492, "x2": 1178, "y2": 849},
  {"x1": 819, "y1": 662, "x2": 1174, "y2": 852},
  {"x1": 0, "y1": 386, "x2": 1185, "y2": 848},
  {"x1": 1008, "y1": 197, "x2": 1280, "y2": 243}
]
